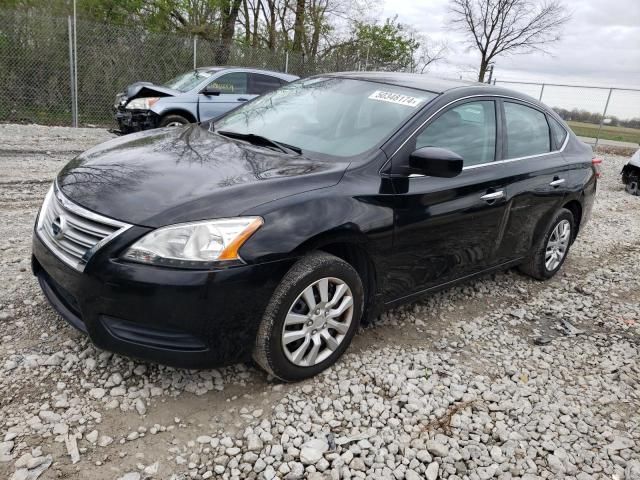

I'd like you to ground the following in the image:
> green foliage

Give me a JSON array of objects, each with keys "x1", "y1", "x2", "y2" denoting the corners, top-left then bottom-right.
[{"x1": 349, "y1": 16, "x2": 420, "y2": 71}]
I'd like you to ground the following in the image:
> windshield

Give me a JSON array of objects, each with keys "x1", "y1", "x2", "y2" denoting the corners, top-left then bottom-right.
[
  {"x1": 214, "y1": 77, "x2": 437, "y2": 157},
  {"x1": 164, "y1": 70, "x2": 213, "y2": 92}
]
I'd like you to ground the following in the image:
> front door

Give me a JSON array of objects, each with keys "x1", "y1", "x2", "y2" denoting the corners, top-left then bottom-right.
[
  {"x1": 198, "y1": 72, "x2": 255, "y2": 121},
  {"x1": 387, "y1": 99, "x2": 512, "y2": 300}
]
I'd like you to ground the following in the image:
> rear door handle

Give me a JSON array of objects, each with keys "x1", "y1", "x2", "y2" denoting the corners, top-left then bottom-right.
[
  {"x1": 237, "y1": 97, "x2": 249, "y2": 102},
  {"x1": 549, "y1": 178, "x2": 565, "y2": 187},
  {"x1": 480, "y1": 190, "x2": 505, "y2": 202}
]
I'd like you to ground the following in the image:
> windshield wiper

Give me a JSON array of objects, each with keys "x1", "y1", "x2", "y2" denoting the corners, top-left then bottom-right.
[{"x1": 217, "y1": 130, "x2": 302, "y2": 155}]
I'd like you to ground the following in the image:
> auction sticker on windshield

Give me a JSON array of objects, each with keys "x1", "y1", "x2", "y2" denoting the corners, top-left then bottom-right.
[{"x1": 368, "y1": 90, "x2": 424, "y2": 108}]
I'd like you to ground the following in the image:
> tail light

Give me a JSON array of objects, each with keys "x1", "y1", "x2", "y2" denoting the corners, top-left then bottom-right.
[{"x1": 592, "y1": 157, "x2": 603, "y2": 178}]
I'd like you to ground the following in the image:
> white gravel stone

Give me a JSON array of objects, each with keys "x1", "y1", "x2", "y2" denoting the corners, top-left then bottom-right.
[
  {"x1": 299, "y1": 438, "x2": 328, "y2": 464},
  {"x1": 426, "y1": 440, "x2": 449, "y2": 457},
  {"x1": 88, "y1": 388, "x2": 106, "y2": 400},
  {"x1": 425, "y1": 462, "x2": 439, "y2": 480},
  {"x1": 85, "y1": 430, "x2": 98, "y2": 443}
]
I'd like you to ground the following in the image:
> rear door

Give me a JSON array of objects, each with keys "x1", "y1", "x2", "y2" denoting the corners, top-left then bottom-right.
[
  {"x1": 387, "y1": 98, "x2": 515, "y2": 298},
  {"x1": 198, "y1": 72, "x2": 252, "y2": 121},
  {"x1": 496, "y1": 100, "x2": 571, "y2": 262}
]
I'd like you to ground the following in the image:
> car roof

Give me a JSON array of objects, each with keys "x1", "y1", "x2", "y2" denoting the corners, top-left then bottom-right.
[
  {"x1": 322, "y1": 71, "x2": 546, "y2": 106},
  {"x1": 197, "y1": 66, "x2": 298, "y2": 80},
  {"x1": 322, "y1": 72, "x2": 478, "y2": 93}
]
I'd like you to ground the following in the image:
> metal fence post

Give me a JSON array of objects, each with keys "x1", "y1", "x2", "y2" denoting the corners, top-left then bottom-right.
[
  {"x1": 594, "y1": 88, "x2": 613, "y2": 148},
  {"x1": 539, "y1": 83, "x2": 546, "y2": 102},
  {"x1": 72, "y1": 3, "x2": 78, "y2": 127},
  {"x1": 193, "y1": 35, "x2": 197, "y2": 69},
  {"x1": 284, "y1": 51, "x2": 289, "y2": 74},
  {"x1": 67, "y1": 16, "x2": 77, "y2": 127}
]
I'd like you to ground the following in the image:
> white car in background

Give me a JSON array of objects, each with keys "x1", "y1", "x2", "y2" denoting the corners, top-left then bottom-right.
[{"x1": 622, "y1": 149, "x2": 640, "y2": 195}]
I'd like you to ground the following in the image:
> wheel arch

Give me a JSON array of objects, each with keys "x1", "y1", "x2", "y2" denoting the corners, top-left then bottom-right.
[
  {"x1": 562, "y1": 199, "x2": 583, "y2": 241},
  {"x1": 529, "y1": 198, "x2": 581, "y2": 253},
  {"x1": 158, "y1": 109, "x2": 197, "y2": 124},
  {"x1": 293, "y1": 231, "x2": 379, "y2": 324}
]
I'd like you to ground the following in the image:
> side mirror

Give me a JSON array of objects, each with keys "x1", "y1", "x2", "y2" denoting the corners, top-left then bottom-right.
[
  {"x1": 409, "y1": 147, "x2": 463, "y2": 178},
  {"x1": 201, "y1": 86, "x2": 221, "y2": 96}
]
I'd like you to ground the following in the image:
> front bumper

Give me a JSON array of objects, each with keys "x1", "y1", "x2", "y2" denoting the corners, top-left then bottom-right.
[
  {"x1": 32, "y1": 232, "x2": 295, "y2": 369},
  {"x1": 114, "y1": 108, "x2": 158, "y2": 133}
]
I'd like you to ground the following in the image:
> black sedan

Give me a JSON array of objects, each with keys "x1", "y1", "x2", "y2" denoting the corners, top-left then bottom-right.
[{"x1": 32, "y1": 73, "x2": 598, "y2": 381}]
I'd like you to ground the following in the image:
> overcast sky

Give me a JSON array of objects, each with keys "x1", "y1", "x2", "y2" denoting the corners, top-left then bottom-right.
[{"x1": 380, "y1": 0, "x2": 640, "y2": 118}]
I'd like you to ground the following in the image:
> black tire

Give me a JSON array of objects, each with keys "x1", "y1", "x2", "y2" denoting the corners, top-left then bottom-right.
[
  {"x1": 625, "y1": 174, "x2": 639, "y2": 196},
  {"x1": 158, "y1": 114, "x2": 190, "y2": 128},
  {"x1": 519, "y1": 208, "x2": 575, "y2": 280},
  {"x1": 253, "y1": 252, "x2": 364, "y2": 382}
]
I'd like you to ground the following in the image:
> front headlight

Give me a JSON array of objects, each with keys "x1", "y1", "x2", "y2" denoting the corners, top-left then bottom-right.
[
  {"x1": 125, "y1": 97, "x2": 160, "y2": 110},
  {"x1": 122, "y1": 217, "x2": 263, "y2": 268}
]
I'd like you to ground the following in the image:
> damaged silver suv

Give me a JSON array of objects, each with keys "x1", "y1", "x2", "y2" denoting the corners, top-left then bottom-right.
[{"x1": 114, "y1": 67, "x2": 298, "y2": 134}]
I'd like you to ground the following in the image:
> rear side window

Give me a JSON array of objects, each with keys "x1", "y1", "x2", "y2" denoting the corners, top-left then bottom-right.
[
  {"x1": 207, "y1": 73, "x2": 248, "y2": 94},
  {"x1": 548, "y1": 116, "x2": 568, "y2": 149},
  {"x1": 250, "y1": 74, "x2": 283, "y2": 95},
  {"x1": 504, "y1": 102, "x2": 550, "y2": 158},
  {"x1": 416, "y1": 100, "x2": 496, "y2": 166}
]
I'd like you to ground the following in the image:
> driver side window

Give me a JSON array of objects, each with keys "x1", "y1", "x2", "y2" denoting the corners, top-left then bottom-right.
[
  {"x1": 415, "y1": 100, "x2": 496, "y2": 166},
  {"x1": 206, "y1": 73, "x2": 248, "y2": 94}
]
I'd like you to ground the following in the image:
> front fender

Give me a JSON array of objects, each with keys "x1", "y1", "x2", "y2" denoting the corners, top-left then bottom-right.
[
  {"x1": 151, "y1": 97, "x2": 198, "y2": 119},
  {"x1": 242, "y1": 194, "x2": 393, "y2": 262}
]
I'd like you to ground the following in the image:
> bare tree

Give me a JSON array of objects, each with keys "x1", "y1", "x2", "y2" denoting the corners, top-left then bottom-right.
[
  {"x1": 450, "y1": 0, "x2": 570, "y2": 82},
  {"x1": 416, "y1": 39, "x2": 448, "y2": 74}
]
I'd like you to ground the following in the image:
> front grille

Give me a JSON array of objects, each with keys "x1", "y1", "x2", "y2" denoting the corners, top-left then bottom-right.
[{"x1": 36, "y1": 184, "x2": 132, "y2": 272}]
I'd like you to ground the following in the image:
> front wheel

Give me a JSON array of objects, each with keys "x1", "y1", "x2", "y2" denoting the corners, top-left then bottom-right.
[
  {"x1": 519, "y1": 208, "x2": 575, "y2": 280},
  {"x1": 158, "y1": 114, "x2": 190, "y2": 128},
  {"x1": 253, "y1": 252, "x2": 363, "y2": 381}
]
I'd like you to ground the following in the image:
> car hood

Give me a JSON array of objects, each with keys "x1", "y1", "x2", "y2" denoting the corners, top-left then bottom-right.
[
  {"x1": 118, "y1": 82, "x2": 180, "y2": 103},
  {"x1": 57, "y1": 125, "x2": 349, "y2": 227}
]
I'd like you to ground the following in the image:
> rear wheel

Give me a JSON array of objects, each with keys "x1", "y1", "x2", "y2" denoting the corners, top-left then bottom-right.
[
  {"x1": 159, "y1": 114, "x2": 190, "y2": 128},
  {"x1": 519, "y1": 208, "x2": 574, "y2": 280},
  {"x1": 253, "y1": 252, "x2": 363, "y2": 381}
]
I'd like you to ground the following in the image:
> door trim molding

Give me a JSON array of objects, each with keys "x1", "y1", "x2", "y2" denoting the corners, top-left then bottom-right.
[{"x1": 384, "y1": 257, "x2": 525, "y2": 307}]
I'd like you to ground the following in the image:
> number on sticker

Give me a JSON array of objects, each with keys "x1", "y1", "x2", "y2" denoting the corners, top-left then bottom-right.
[{"x1": 368, "y1": 90, "x2": 424, "y2": 108}]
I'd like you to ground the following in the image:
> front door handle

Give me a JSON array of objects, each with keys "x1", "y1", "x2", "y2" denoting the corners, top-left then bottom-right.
[
  {"x1": 480, "y1": 190, "x2": 505, "y2": 202},
  {"x1": 237, "y1": 97, "x2": 249, "y2": 102},
  {"x1": 549, "y1": 178, "x2": 566, "y2": 187}
]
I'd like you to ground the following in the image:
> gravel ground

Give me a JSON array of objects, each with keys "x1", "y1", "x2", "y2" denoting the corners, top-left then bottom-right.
[{"x1": 0, "y1": 123, "x2": 638, "y2": 480}]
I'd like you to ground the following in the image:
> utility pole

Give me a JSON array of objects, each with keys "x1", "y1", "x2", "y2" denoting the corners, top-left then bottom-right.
[
  {"x1": 595, "y1": 89, "x2": 613, "y2": 148},
  {"x1": 486, "y1": 64, "x2": 494, "y2": 84}
]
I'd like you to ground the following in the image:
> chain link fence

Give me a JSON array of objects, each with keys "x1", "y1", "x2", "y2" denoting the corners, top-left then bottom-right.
[
  {"x1": 495, "y1": 80, "x2": 640, "y2": 148},
  {"x1": 0, "y1": 9, "x2": 384, "y2": 128},
  {"x1": 2, "y1": 7, "x2": 639, "y2": 147}
]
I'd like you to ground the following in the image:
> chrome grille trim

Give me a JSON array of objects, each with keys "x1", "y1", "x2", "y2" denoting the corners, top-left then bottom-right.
[{"x1": 36, "y1": 183, "x2": 132, "y2": 272}]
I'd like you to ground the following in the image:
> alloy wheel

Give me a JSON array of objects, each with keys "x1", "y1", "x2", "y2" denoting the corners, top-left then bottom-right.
[
  {"x1": 281, "y1": 277, "x2": 354, "y2": 367},
  {"x1": 545, "y1": 219, "x2": 571, "y2": 271}
]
